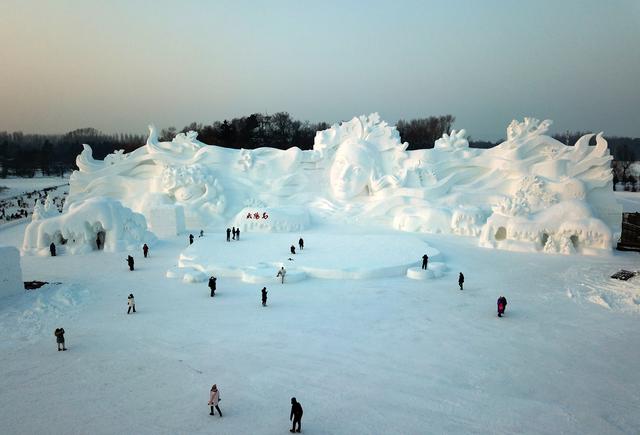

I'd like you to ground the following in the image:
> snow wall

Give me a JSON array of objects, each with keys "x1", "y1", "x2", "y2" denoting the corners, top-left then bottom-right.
[
  {"x1": 0, "y1": 245, "x2": 22, "y2": 297},
  {"x1": 25, "y1": 114, "x2": 621, "y2": 255}
]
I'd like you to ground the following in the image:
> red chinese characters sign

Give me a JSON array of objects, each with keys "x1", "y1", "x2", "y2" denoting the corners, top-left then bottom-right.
[{"x1": 246, "y1": 211, "x2": 269, "y2": 220}]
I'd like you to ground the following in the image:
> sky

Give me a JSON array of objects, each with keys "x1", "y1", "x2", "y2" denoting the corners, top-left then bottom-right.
[{"x1": 0, "y1": 0, "x2": 639, "y2": 141}]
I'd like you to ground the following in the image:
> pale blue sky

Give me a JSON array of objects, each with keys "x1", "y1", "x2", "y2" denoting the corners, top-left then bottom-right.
[{"x1": 0, "y1": 0, "x2": 638, "y2": 140}]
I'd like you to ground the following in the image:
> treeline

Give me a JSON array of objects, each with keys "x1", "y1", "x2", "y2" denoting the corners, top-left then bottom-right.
[
  {"x1": 1, "y1": 114, "x2": 638, "y2": 178},
  {"x1": 160, "y1": 113, "x2": 455, "y2": 152},
  {"x1": 0, "y1": 128, "x2": 145, "y2": 177},
  {"x1": 159, "y1": 112, "x2": 331, "y2": 150}
]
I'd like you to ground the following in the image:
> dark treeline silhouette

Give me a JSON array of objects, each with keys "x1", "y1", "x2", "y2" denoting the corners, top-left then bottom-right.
[
  {"x1": 396, "y1": 115, "x2": 455, "y2": 150},
  {"x1": 160, "y1": 112, "x2": 331, "y2": 150},
  {"x1": 1, "y1": 115, "x2": 638, "y2": 181},
  {"x1": 0, "y1": 128, "x2": 145, "y2": 178}
]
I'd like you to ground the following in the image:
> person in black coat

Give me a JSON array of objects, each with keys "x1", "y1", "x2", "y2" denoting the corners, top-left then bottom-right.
[
  {"x1": 127, "y1": 255, "x2": 134, "y2": 271},
  {"x1": 226, "y1": 228, "x2": 231, "y2": 242},
  {"x1": 49, "y1": 242, "x2": 56, "y2": 257},
  {"x1": 231, "y1": 227, "x2": 236, "y2": 240},
  {"x1": 189, "y1": 234, "x2": 194, "y2": 245},
  {"x1": 261, "y1": 287, "x2": 268, "y2": 307},
  {"x1": 298, "y1": 238, "x2": 304, "y2": 251},
  {"x1": 421, "y1": 254, "x2": 428, "y2": 270},
  {"x1": 143, "y1": 243, "x2": 149, "y2": 258},
  {"x1": 209, "y1": 276, "x2": 217, "y2": 297},
  {"x1": 235, "y1": 228, "x2": 240, "y2": 240},
  {"x1": 458, "y1": 272, "x2": 464, "y2": 290},
  {"x1": 54, "y1": 327, "x2": 66, "y2": 351},
  {"x1": 290, "y1": 245, "x2": 296, "y2": 255},
  {"x1": 290, "y1": 397, "x2": 303, "y2": 433},
  {"x1": 497, "y1": 296, "x2": 507, "y2": 317}
]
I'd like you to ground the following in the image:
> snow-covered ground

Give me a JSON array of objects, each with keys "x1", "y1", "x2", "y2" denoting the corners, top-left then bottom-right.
[
  {"x1": 0, "y1": 182, "x2": 639, "y2": 434},
  {"x1": 0, "y1": 176, "x2": 69, "y2": 200},
  {"x1": 616, "y1": 191, "x2": 640, "y2": 212}
]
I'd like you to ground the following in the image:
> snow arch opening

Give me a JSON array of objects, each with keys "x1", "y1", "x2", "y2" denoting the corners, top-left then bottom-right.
[
  {"x1": 570, "y1": 235, "x2": 579, "y2": 250},
  {"x1": 495, "y1": 227, "x2": 507, "y2": 241},
  {"x1": 541, "y1": 232, "x2": 549, "y2": 247}
]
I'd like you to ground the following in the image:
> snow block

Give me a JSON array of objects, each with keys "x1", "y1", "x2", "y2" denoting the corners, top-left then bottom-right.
[
  {"x1": 147, "y1": 205, "x2": 185, "y2": 238},
  {"x1": 0, "y1": 245, "x2": 22, "y2": 297}
]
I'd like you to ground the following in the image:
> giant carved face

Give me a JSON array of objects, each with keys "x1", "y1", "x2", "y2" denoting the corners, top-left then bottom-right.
[{"x1": 329, "y1": 142, "x2": 374, "y2": 200}]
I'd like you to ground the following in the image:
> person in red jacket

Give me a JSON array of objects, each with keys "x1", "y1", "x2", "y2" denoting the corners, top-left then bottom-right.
[{"x1": 497, "y1": 296, "x2": 507, "y2": 317}]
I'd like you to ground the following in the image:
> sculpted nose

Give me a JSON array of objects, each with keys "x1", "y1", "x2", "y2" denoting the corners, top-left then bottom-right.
[{"x1": 341, "y1": 166, "x2": 351, "y2": 180}]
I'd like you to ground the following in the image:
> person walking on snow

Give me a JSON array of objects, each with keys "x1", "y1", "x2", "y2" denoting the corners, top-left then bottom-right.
[
  {"x1": 127, "y1": 293, "x2": 136, "y2": 314},
  {"x1": 277, "y1": 266, "x2": 286, "y2": 284},
  {"x1": 143, "y1": 243, "x2": 149, "y2": 258},
  {"x1": 226, "y1": 228, "x2": 231, "y2": 242},
  {"x1": 54, "y1": 327, "x2": 66, "y2": 351},
  {"x1": 497, "y1": 296, "x2": 507, "y2": 317},
  {"x1": 298, "y1": 238, "x2": 304, "y2": 251},
  {"x1": 458, "y1": 272, "x2": 464, "y2": 290},
  {"x1": 235, "y1": 227, "x2": 240, "y2": 240},
  {"x1": 96, "y1": 234, "x2": 101, "y2": 250},
  {"x1": 232, "y1": 227, "x2": 236, "y2": 240},
  {"x1": 209, "y1": 276, "x2": 217, "y2": 297},
  {"x1": 289, "y1": 397, "x2": 303, "y2": 433},
  {"x1": 421, "y1": 254, "x2": 429, "y2": 270},
  {"x1": 208, "y1": 384, "x2": 222, "y2": 417},
  {"x1": 290, "y1": 245, "x2": 296, "y2": 255},
  {"x1": 126, "y1": 255, "x2": 134, "y2": 271},
  {"x1": 49, "y1": 242, "x2": 56, "y2": 257},
  {"x1": 189, "y1": 234, "x2": 194, "y2": 245},
  {"x1": 261, "y1": 287, "x2": 268, "y2": 306}
]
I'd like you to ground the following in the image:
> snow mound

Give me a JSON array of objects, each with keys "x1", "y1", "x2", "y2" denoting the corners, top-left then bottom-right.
[
  {"x1": 22, "y1": 197, "x2": 155, "y2": 255},
  {"x1": 564, "y1": 266, "x2": 640, "y2": 313},
  {"x1": 0, "y1": 245, "x2": 22, "y2": 298},
  {"x1": 406, "y1": 262, "x2": 448, "y2": 280},
  {"x1": 0, "y1": 283, "x2": 87, "y2": 346}
]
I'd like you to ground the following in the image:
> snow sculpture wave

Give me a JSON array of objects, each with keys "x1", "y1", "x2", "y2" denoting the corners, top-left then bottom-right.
[{"x1": 27, "y1": 114, "x2": 620, "y2": 255}]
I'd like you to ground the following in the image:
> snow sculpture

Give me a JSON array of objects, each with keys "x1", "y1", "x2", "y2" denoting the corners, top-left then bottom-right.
[
  {"x1": 28, "y1": 114, "x2": 620, "y2": 255},
  {"x1": 23, "y1": 197, "x2": 155, "y2": 255}
]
